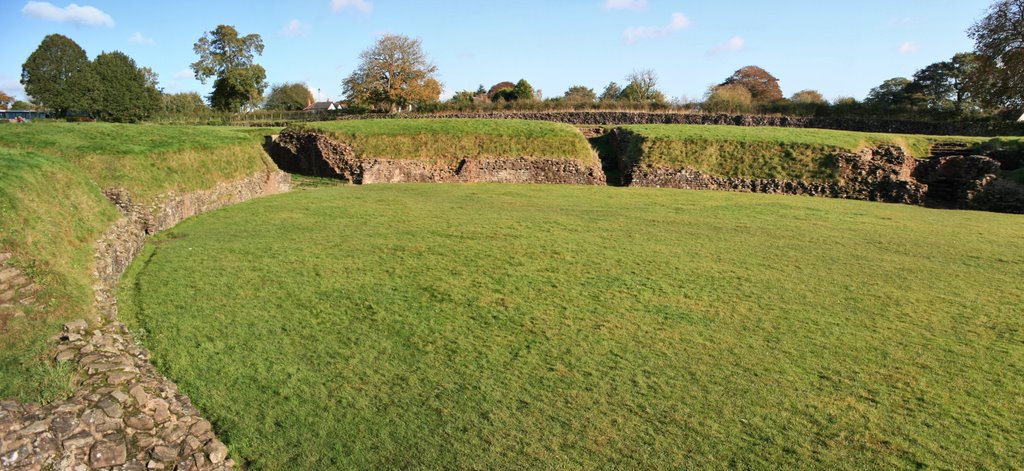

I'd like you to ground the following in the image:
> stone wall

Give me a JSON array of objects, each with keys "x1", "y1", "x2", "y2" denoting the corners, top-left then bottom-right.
[
  {"x1": 268, "y1": 129, "x2": 605, "y2": 186},
  {"x1": 627, "y1": 146, "x2": 927, "y2": 205},
  {"x1": 320, "y1": 111, "x2": 1024, "y2": 137},
  {"x1": 2, "y1": 168, "x2": 290, "y2": 470},
  {"x1": 611, "y1": 129, "x2": 1022, "y2": 212}
]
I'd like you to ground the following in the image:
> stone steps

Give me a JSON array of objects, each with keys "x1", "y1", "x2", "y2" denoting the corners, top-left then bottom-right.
[{"x1": 929, "y1": 142, "x2": 972, "y2": 158}]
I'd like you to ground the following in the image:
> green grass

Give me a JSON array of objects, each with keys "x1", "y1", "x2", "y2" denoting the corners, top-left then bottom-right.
[
  {"x1": 0, "y1": 122, "x2": 274, "y2": 204},
  {"x1": 120, "y1": 184, "x2": 1024, "y2": 470},
  {"x1": 618, "y1": 124, "x2": 1024, "y2": 181},
  {"x1": 0, "y1": 122, "x2": 274, "y2": 402},
  {"x1": 299, "y1": 119, "x2": 596, "y2": 165}
]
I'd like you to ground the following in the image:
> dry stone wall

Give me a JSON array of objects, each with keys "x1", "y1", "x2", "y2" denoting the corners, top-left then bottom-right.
[
  {"x1": 2, "y1": 169, "x2": 290, "y2": 470},
  {"x1": 267, "y1": 129, "x2": 605, "y2": 186}
]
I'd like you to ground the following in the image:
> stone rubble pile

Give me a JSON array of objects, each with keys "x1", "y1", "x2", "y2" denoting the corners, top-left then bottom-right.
[{"x1": 2, "y1": 321, "x2": 231, "y2": 470}]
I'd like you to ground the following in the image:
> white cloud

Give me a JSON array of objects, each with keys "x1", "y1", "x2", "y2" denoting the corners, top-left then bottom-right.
[
  {"x1": 331, "y1": 0, "x2": 372, "y2": 14},
  {"x1": 128, "y1": 32, "x2": 155, "y2": 45},
  {"x1": 898, "y1": 41, "x2": 919, "y2": 54},
  {"x1": 605, "y1": 0, "x2": 648, "y2": 11},
  {"x1": 172, "y1": 69, "x2": 193, "y2": 80},
  {"x1": 282, "y1": 19, "x2": 311, "y2": 37},
  {"x1": 623, "y1": 12, "x2": 690, "y2": 44},
  {"x1": 21, "y1": 1, "x2": 114, "y2": 27},
  {"x1": 708, "y1": 36, "x2": 745, "y2": 55}
]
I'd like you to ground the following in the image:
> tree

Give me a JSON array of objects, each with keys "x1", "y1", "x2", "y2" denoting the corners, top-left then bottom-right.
[
  {"x1": 722, "y1": 66, "x2": 783, "y2": 104},
  {"x1": 343, "y1": 34, "x2": 441, "y2": 112},
  {"x1": 621, "y1": 69, "x2": 661, "y2": 102},
  {"x1": 191, "y1": 25, "x2": 266, "y2": 112},
  {"x1": 790, "y1": 89, "x2": 827, "y2": 104},
  {"x1": 968, "y1": 0, "x2": 1024, "y2": 109},
  {"x1": 265, "y1": 82, "x2": 314, "y2": 110},
  {"x1": 564, "y1": 85, "x2": 597, "y2": 103},
  {"x1": 91, "y1": 51, "x2": 161, "y2": 122},
  {"x1": 0, "y1": 91, "x2": 12, "y2": 110},
  {"x1": 600, "y1": 82, "x2": 622, "y2": 101},
  {"x1": 20, "y1": 34, "x2": 96, "y2": 116},
  {"x1": 11, "y1": 100, "x2": 36, "y2": 110},
  {"x1": 162, "y1": 92, "x2": 206, "y2": 114},
  {"x1": 703, "y1": 84, "x2": 754, "y2": 113},
  {"x1": 864, "y1": 77, "x2": 919, "y2": 108},
  {"x1": 908, "y1": 53, "x2": 981, "y2": 114},
  {"x1": 449, "y1": 90, "x2": 477, "y2": 105},
  {"x1": 511, "y1": 79, "x2": 535, "y2": 101},
  {"x1": 487, "y1": 81, "x2": 516, "y2": 101}
]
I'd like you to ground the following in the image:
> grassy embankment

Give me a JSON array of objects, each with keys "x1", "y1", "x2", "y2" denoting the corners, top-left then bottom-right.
[
  {"x1": 616, "y1": 124, "x2": 1024, "y2": 181},
  {"x1": 298, "y1": 119, "x2": 598, "y2": 166},
  {"x1": 0, "y1": 121, "x2": 275, "y2": 402},
  {"x1": 121, "y1": 184, "x2": 1024, "y2": 470}
]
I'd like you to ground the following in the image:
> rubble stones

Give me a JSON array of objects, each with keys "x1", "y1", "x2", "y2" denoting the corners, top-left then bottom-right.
[{"x1": 1, "y1": 170, "x2": 289, "y2": 469}]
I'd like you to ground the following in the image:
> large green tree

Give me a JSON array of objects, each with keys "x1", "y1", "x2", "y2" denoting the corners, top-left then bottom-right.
[
  {"x1": 968, "y1": 0, "x2": 1024, "y2": 109},
  {"x1": 265, "y1": 82, "x2": 314, "y2": 110},
  {"x1": 191, "y1": 25, "x2": 266, "y2": 112},
  {"x1": 91, "y1": 51, "x2": 161, "y2": 122},
  {"x1": 344, "y1": 34, "x2": 441, "y2": 111},
  {"x1": 910, "y1": 53, "x2": 979, "y2": 113},
  {"x1": 20, "y1": 34, "x2": 95, "y2": 116},
  {"x1": 864, "y1": 77, "x2": 919, "y2": 109}
]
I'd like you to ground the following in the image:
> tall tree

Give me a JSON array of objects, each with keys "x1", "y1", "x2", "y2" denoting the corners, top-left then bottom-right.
[
  {"x1": 20, "y1": 34, "x2": 95, "y2": 116},
  {"x1": 621, "y1": 69, "x2": 660, "y2": 102},
  {"x1": 265, "y1": 82, "x2": 314, "y2": 110},
  {"x1": 910, "y1": 54, "x2": 979, "y2": 113},
  {"x1": 191, "y1": 25, "x2": 266, "y2": 112},
  {"x1": 343, "y1": 34, "x2": 440, "y2": 112},
  {"x1": 968, "y1": 0, "x2": 1024, "y2": 109},
  {"x1": 599, "y1": 82, "x2": 622, "y2": 101},
  {"x1": 91, "y1": 51, "x2": 160, "y2": 122},
  {"x1": 722, "y1": 66, "x2": 783, "y2": 104}
]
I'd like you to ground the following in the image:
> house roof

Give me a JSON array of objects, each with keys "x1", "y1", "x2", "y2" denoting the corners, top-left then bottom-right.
[{"x1": 306, "y1": 101, "x2": 336, "y2": 111}]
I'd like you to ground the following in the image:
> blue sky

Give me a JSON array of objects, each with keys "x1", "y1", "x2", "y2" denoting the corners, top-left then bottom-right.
[{"x1": 0, "y1": 0, "x2": 995, "y2": 103}]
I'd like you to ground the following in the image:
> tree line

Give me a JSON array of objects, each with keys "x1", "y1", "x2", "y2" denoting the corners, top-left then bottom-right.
[{"x1": 11, "y1": 0, "x2": 1024, "y2": 122}]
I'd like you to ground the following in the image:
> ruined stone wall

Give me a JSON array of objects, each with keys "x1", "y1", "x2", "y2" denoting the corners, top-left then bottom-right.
[
  {"x1": 627, "y1": 146, "x2": 928, "y2": 205},
  {"x1": 268, "y1": 129, "x2": 606, "y2": 186},
  {"x1": 320, "y1": 111, "x2": 1024, "y2": 137},
  {"x1": 1, "y1": 168, "x2": 290, "y2": 470}
]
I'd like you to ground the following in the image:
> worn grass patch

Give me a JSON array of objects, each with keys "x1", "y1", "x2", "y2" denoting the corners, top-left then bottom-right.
[
  {"x1": 121, "y1": 185, "x2": 1024, "y2": 470},
  {"x1": 299, "y1": 119, "x2": 596, "y2": 165},
  {"x1": 618, "y1": 124, "x2": 1024, "y2": 182}
]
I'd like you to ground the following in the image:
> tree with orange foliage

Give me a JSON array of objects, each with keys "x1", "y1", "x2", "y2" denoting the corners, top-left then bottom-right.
[
  {"x1": 343, "y1": 34, "x2": 441, "y2": 112},
  {"x1": 721, "y1": 66, "x2": 783, "y2": 104}
]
